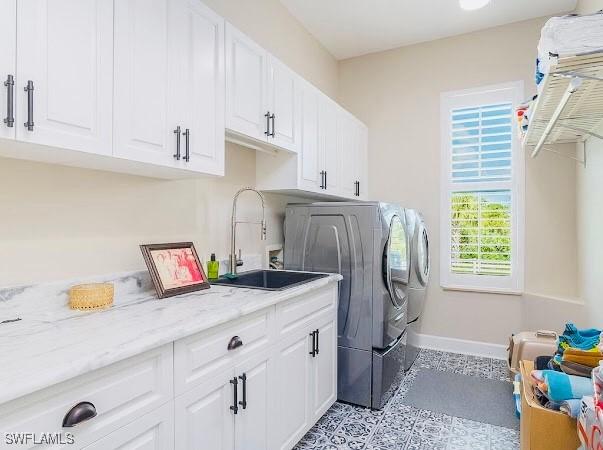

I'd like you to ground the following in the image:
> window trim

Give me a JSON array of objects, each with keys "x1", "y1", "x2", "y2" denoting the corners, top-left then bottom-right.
[{"x1": 440, "y1": 81, "x2": 525, "y2": 295}]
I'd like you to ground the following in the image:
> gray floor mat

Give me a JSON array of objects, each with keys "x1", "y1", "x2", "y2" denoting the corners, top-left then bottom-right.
[{"x1": 401, "y1": 368, "x2": 519, "y2": 430}]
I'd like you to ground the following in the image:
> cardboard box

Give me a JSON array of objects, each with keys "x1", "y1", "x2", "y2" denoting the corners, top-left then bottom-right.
[{"x1": 520, "y1": 360, "x2": 581, "y2": 450}]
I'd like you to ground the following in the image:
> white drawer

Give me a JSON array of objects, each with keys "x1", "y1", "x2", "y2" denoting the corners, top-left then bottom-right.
[
  {"x1": 174, "y1": 309, "x2": 272, "y2": 395},
  {"x1": 82, "y1": 402, "x2": 174, "y2": 450},
  {"x1": 275, "y1": 286, "x2": 336, "y2": 337},
  {"x1": 0, "y1": 345, "x2": 173, "y2": 450}
]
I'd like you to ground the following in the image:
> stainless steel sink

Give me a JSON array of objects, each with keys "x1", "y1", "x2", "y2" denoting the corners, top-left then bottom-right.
[{"x1": 210, "y1": 270, "x2": 328, "y2": 291}]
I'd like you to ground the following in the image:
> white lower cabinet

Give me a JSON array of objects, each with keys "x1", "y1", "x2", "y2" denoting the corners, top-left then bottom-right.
[
  {"x1": 234, "y1": 350, "x2": 272, "y2": 450},
  {"x1": 83, "y1": 402, "x2": 174, "y2": 450},
  {"x1": 175, "y1": 369, "x2": 235, "y2": 450},
  {"x1": 174, "y1": 349, "x2": 272, "y2": 450},
  {"x1": 272, "y1": 328, "x2": 313, "y2": 450},
  {"x1": 0, "y1": 285, "x2": 338, "y2": 450},
  {"x1": 310, "y1": 316, "x2": 337, "y2": 421},
  {"x1": 272, "y1": 295, "x2": 338, "y2": 450},
  {"x1": 0, "y1": 345, "x2": 173, "y2": 450},
  {"x1": 272, "y1": 313, "x2": 338, "y2": 450}
]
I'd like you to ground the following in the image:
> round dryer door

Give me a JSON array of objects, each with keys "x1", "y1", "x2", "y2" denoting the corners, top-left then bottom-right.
[
  {"x1": 415, "y1": 223, "x2": 430, "y2": 286},
  {"x1": 384, "y1": 214, "x2": 409, "y2": 308}
]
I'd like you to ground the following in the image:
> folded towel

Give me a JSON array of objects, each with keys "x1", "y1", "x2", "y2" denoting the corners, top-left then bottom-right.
[
  {"x1": 543, "y1": 370, "x2": 594, "y2": 402},
  {"x1": 559, "y1": 399, "x2": 582, "y2": 418},
  {"x1": 563, "y1": 349, "x2": 603, "y2": 368},
  {"x1": 560, "y1": 360, "x2": 595, "y2": 377},
  {"x1": 538, "y1": 13, "x2": 603, "y2": 75},
  {"x1": 564, "y1": 323, "x2": 601, "y2": 341},
  {"x1": 558, "y1": 323, "x2": 601, "y2": 352}
]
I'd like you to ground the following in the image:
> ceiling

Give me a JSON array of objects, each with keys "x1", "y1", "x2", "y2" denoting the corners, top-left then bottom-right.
[{"x1": 279, "y1": 0, "x2": 578, "y2": 60}]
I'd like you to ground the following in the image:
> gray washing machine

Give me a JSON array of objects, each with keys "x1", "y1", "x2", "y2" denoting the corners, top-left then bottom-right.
[
  {"x1": 404, "y1": 209, "x2": 430, "y2": 370},
  {"x1": 284, "y1": 202, "x2": 410, "y2": 409}
]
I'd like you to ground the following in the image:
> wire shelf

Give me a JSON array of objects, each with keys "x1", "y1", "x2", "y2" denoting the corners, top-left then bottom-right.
[{"x1": 523, "y1": 52, "x2": 603, "y2": 158}]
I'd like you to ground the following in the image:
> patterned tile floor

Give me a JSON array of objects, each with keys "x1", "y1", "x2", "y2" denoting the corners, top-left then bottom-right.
[{"x1": 294, "y1": 349, "x2": 519, "y2": 450}]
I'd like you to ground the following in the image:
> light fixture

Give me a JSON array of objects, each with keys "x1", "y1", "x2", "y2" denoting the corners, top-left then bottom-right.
[{"x1": 459, "y1": 0, "x2": 490, "y2": 11}]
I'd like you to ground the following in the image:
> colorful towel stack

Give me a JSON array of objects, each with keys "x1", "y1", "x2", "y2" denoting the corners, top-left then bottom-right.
[
  {"x1": 528, "y1": 324, "x2": 602, "y2": 419},
  {"x1": 530, "y1": 369, "x2": 593, "y2": 417},
  {"x1": 550, "y1": 324, "x2": 603, "y2": 375}
]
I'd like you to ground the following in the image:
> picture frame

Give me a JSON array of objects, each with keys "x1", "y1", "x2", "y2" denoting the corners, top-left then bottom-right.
[{"x1": 140, "y1": 242, "x2": 210, "y2": 299}]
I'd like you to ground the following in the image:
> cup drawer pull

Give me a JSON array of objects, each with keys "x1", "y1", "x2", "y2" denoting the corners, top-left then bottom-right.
[
  {"x1": 62, "y1": 401, "x2": 97, "y2": 427},
  {"x1": 227, "y1": 335, "x2": 243, "y2": 351}
]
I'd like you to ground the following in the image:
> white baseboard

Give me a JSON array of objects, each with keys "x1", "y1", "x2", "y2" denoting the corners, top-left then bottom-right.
[{"x1": 414, "y1": 333, "x2": 507, "y2": 360}]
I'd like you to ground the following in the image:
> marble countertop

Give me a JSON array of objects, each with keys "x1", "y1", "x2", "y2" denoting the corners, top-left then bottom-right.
[{"x1": 0, "y1": 271, "x2": 341, "y2": 405}]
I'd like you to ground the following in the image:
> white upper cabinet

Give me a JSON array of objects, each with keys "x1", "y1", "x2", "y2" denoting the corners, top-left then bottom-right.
[
  {"x1": 338, "y1": 111, "x2": 358, "y2": 198},
  {"x1": 174, "y1": 0, "x2": 225, "y2": 176},
  {"x1": 338, "y1": 111, "x2": 368, "y2": 200},
  {"x1": 298, "y1": 82, "x2": 321, "y2": 192},
  {"x1": 357, "y1": 121, "x2": 369, "y2": 200},
  {"x1": 0, "y1": 2, "x2": 365, "y2": 187},
  {"x1": 256, "y1": 81, "x2": 369, "y2": 200},
  {"x1": 266, "y1": 56, "x2": 301, "y2": 153},
  {"x1": 113, "y1": 0, "x2": 179, "y2": 167},
  {"x1": 225, "y1": 23, "x2": 269, "y2": 143},
  {"x1": 225, "y1": 24, "x2": 301, "y2": 153},
  {"x1": 320, "y1": 96, "x2": 339, "y2": 193},
  {"x1": 114, "y1": 0, "x2": 224, "y2": 175},
  {"x1": 0, "y1": 0, "x2": 16, "y2": 140},
  {"x1": 16, "y1": 0, "x2": 113, "y2": 155}
]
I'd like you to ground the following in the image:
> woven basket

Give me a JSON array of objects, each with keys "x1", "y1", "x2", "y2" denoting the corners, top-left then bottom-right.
[{"x1": 69, "y1": 283, "x2": 114, "y2": 310}]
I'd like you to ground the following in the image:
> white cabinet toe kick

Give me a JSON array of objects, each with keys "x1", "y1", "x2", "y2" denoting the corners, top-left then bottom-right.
[{"x1": 0, "y1": 284, "x2": 338, "y2": 450}]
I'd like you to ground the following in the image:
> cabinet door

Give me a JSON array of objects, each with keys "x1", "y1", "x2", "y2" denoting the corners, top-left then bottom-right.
[
  {"x1": 83, "y1": 403, "x2": 174, "y2": 450},
  {"x1": 338, "y1": 111, "x2": 358, "y2": 198},
  {"x1": 16, "y1": 0, "x2": 113, "y2": 155},
  {"x1": 320, "y1": 97, "x2": 339, "y2": 194},
  {"x1": 310, "y1": 316, "x2": 337, "y2": 421},
  {"x1": 356, "y1": 122, "x2": 369, "y2": 200},
  {"x1": 266, "y1": 56, "x2": 300, "y2": 153},
  {"x1": 225, "y1": 24, "x2": 268, "y2": 142},
  {"x1": 114, "y1": 0, "x2": 179, "y2": 167},
  {"x1": 175, "y1": 369, "x2": 235, "y2": 450},
  {"x1": 0, "y1": 0, "x2": 16, "y2": 140},
  {"x1": 272, "y1": 330, "x2": 312, "y2": 450},
  {"x1": 175, "y1": 0, "x2": 225, "y2": 176},
  {"x1": 234, "y1": 350, "x2": 272, "y2": 450},
  {"x1": 299, "y1": 84, "x2": 322, "y2": 192}
]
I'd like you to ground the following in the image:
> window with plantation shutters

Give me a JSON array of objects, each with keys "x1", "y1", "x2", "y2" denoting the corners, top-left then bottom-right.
[{"x1": 440, "y1": 82, "x2": 524, "y2": 294}]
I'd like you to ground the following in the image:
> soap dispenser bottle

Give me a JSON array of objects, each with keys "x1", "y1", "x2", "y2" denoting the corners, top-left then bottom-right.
[{"x1": 207, "y1": 253, "x2": 219, "y2": 280}]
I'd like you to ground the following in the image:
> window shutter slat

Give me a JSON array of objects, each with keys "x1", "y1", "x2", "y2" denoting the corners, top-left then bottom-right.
[{"x1": 450, "y1": 103, "x2": 513, "y2": 185}]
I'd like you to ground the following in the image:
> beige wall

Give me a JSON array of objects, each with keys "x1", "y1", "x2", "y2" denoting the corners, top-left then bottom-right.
[
  {"x1": 575, "y1": 0, "x2": 603, "y2": 14},
  {"x1": 576, "y1": 137, "x2": 603, "y2": 327},
  {"x1": 0, "y1": 0, "x2": 338, "y2": 287},
  {"x1": 575, "y1": 2, "x2": 603, "y2": 327},
  {"x1": 338, "y1": 17, "x2": 585, "y2": 345}
]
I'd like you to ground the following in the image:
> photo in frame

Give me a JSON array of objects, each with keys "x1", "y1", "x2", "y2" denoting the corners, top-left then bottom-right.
[{"x1": 140, "y1": 242, "x2": 210, "y2": 299}]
